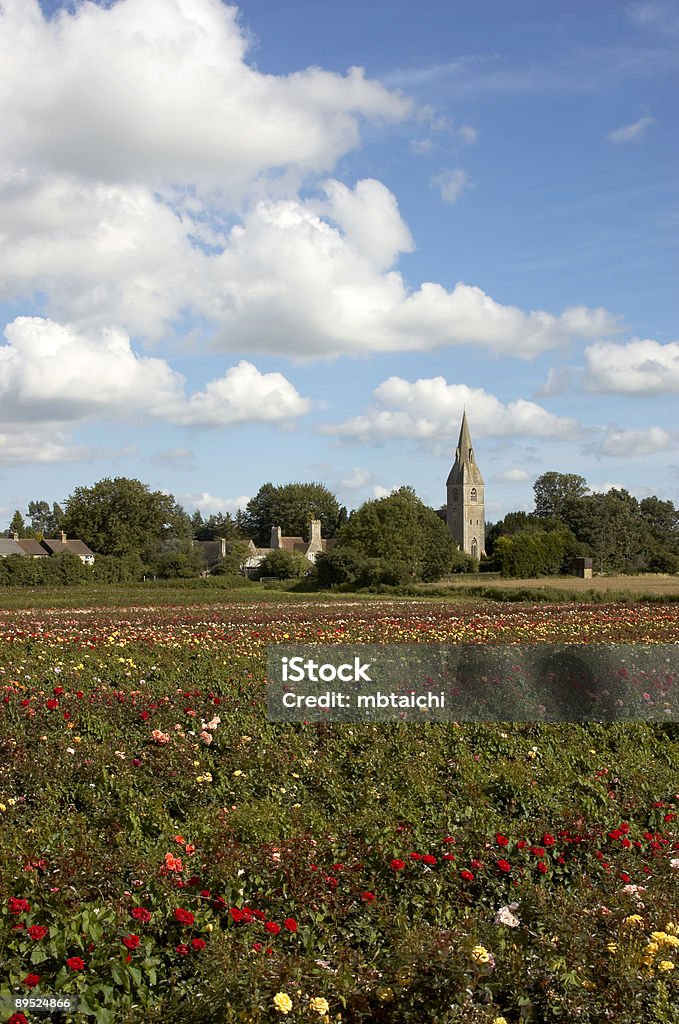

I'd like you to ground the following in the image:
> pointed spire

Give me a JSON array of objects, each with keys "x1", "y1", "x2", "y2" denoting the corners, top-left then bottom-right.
[{"x1": 456, "y1": 410, "x2": 473, "y2": 462}]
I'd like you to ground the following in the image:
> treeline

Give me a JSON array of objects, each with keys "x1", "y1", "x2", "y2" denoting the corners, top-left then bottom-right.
[
  {"x1": 3, "y1": 471, "x2": 678, "y2": 589},
  {"x1": 485, "y1": 473, "x2": 679, "y2": 577}
]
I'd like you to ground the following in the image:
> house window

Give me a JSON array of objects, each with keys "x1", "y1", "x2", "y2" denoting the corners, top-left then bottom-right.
[
  {"x1": 452, "y1": 488, "x2": 458, "y2": 501},
  {"x1": 470, "y1": 487, "x2": 477, "y2": 502}
]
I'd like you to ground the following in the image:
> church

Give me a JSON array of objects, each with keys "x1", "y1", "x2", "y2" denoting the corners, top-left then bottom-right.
[{"x1": 446, "y1": 411, "x2": 486, "y2": 559}]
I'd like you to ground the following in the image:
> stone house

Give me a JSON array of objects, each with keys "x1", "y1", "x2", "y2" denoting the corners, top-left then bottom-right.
[
  {"x1": 1, "y1": 531, "x2": 95, "y2": 564},
  {"x1": 241, "y1": 519, "x2": 336, "y2": 576}
]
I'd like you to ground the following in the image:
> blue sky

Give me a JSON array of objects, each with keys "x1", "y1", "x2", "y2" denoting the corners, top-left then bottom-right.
[{"x1": 1, "y1": 0, "x2": 677, "y2": 529}]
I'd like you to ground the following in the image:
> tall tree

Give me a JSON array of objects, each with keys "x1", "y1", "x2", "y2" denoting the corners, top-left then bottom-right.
[
  {"x1": 338, "y1": 486, "x2": 456, "y2": 581},
  {"x1": 242, "y1": 482, "x2": 342, "y2": 546},
  {"x1": 9, "y1": 510, "x2": 26, "y2": 537},
  {"x1": 533, "y1": 472, "x2": 589, "y2": 520},
  {"x1": 61, "y1": 478, "x2": 190, "y2": 559},
  {"x1": 27, "y1": 500, "x2": 64, "y2": 537}
]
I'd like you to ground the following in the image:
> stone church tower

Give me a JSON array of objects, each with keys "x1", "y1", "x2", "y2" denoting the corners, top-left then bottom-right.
[{"x1": 446, "y1": 411, "x2": 486, "y2": 559}]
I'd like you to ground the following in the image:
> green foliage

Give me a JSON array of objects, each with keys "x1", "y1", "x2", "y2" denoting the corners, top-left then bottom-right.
[
  {"x1": 211, "y1": 542, "x2": 254, "y2": 576},
  {"x1": 314, "y1": 547, "x2": 367, "y2": 586},
  {"x1": 62, "y1": 478, "x2": 191, "y2": 560},
  {"x1": 493, "y1": 528, "x2": 577, "y2": 578},
  {"x1": 152, "y1": 544, "x2": 207, "y2": 579},
  {"x1": 242, "y1": 482, "x2": 343, "y2": 546},
  {"x1": 256, "y1": 548, "x2": 310, "y2": 579},
  {"x1": 27, "y1": 499, "x2": 64, "y2": 537},
  {"x1": 338, "y1": 486, "x2": 457, "y2": 582},
  {"x1": 533, "y1": 471, "x2": 589, "y2": 519}
]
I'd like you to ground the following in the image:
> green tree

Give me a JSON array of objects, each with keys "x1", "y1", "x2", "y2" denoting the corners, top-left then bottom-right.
[
  {"x1": 338, "y1": 486, "x2": 457, "y2": 582},
  {"x1": 256, "y1": 548, "x2": 310, "y2": 579},
  {"x1": 61, "y1": 477, "x2": 191, "y2": 560},
  {"x1": 8, "y1": 510, "x2": 26, "y2": 537},
  {"x1": 315, "y1": 548, "x2": 367, "y2": 587},
  {"x1": 27, "y1": 500, "x2": 64, "y2": 537},
  {"x1": 242, "y1": 482, "x2": 342, "y2": 546},
  {"x1": 533, "y1": 472, "x2": 589, "y2": 520}
]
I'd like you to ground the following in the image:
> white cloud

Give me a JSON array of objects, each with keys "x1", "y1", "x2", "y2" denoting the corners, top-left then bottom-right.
[
  {"x1": 431, "y1": 167, "x2": 471, "y2": 204},
  {"x1": 584, "y1": 338, "x2": 679, "y2": 394},
  {"x1": 339, "y1": 467, "x2": 373, "y2": 489},
  {"x1": 458, "y1": 124, "x2": 479, "y2": 144},
  {"x1": 174, "y1": 360, "x2": 312, "y2": 426},
  {"x1": 594, "y1": 426, "x2": 675, "y2": 457},
  {"x1": 0, "y1": 0, "x2": 410, "y2": 191},
  {"x1": 324, "y1": 377, "x2": 585, "y2": 444},
  {"x1": 372, "y1": 485, "x2": 392, "y2": 499},
  {"x1": 179, "y1": 492, "x2": 250, "y2": 515},
  {"x1": 0, "y1": 317, "x2": 184, "y2": 421},
  {"x1": 0, "y1": 427, "x2": 89, "y2": 466},
  {"x1": 536, "y1": 366, "x2": 576, "y2": 396},
  {"x1": 0, "y1": 318, "x2": 311, "y2": 428},
  {"x1": 493, "y1": 469, "x2": 531, "y2": 483},
  {"x1": 607, "y1": 115, "x2": 655, "y2": 143}
]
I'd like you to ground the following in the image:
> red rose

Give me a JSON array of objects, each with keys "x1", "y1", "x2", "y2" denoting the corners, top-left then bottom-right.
[
  {"x1": 460, "y1": 870, "x2": 475, "y2": 881},
  {"x1": 283, "y1": 917, "x2": 298, "y2": 932},
  {"x1": 496, "y1": 833, "x2": 509, "y2": 846},
  {"x1": 361, "y1": 892, "x2": 376, "y2": 902},
  {"x1": 131, "y1": 907, "x2": 151, "y2": 923},
  {"x1": 27, "y1": 925, "x2": 48, "y2": 941},
  {"x1": 543, "y1": 833, "x2": 555, "y2": 846},
  {"x1": 9, "y1": 1013, "x2": 30, "y2": 1024},
  {"x1": 175, "y1": 943, "x2": 190, "y2": 956},
  {"x1": 536, "y1": 862, "x2": 548, "y2": 875},
  {"x1": 497, "y1": 859, "x2": 512, "y2": 873},
  {"x1": 422, "y1": 855, "x2": 437, "y2": 866},
  {"x1": 409, "y1": 852, "x2": 422, "y2": 860},
  {"x1": 619, "y1": 872, "x2": 631, "y2": 882},
  {"x1": 517, "y1": 840, "x2": 527, "y2": 850},
  {"x1": 9, "y1": 897, "x2": 31, "y2": 916},
  {"x1": 251, "y1": 942, "x2": 263, "y2": 952},
  {"x1": 66, "y1": 957, "x2": 85, "y2": 971},
  {"x1": 173, "y1": 908, "x2": 195, "y2": 926},
  {"x1": 23, "y1": 974, "x2": 41, "y2": 989},
  {"x1": 230, "y1": 907, "x2": 244, "y2": 923},
  {"x1": 191, "y1": 938, "x2": 206, "y2": 951},
  {"x1": 123, "y1": 934, "x2": 140, "y2": 949},
  {"x1": 443, "y1": 854, "x2": 456, "y2": 861},
  {"x1": 470, "y1": 859, "x2": 483, "y2": 870},
  {"x1": 390, "y1": 859, "x2": 406, "y2": 871},
  {"x1": 264, "y1": 921, "x2": 281, "y2": 934}
]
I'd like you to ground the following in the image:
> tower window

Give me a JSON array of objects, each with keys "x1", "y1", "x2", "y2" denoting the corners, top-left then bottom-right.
[
  {"x1": 470, "y1": 487, "x2": 477, "y2": 502},
  {"x1": 471, "y1": 538, "x2": 478, "y2": 558}
]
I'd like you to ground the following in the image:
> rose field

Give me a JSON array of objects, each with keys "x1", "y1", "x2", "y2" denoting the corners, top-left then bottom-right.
[{"x1": 1, "y1": 598, "x2": 678, "y2": 1024}]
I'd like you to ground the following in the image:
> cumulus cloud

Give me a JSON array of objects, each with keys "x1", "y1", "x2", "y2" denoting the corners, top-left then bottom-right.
[
  {"x1": 173, "y1": 360, "x2": 312, "y2": 426},
  {"x1": 592, "y1": 426, "x2": 675, "y2": 457},
  {"x1": 0, "y1": 318, "x2": 311, "y2": 428},
  {"x1": 0, "y1": 173, "x2": 618, "y2": 359},
  {"x1": 607, "y1": 115, "x2": 655, "y2": 143},
  {"x1": 0, "y1": 0, "x2": 410, "y2": 191},
  {"x1": 179, "y1": 492, "x2": 251, "y2": 515},
  {"x1": 339, "y1": 468, "x2": 373, "y2": 489},
  {"x1": 0, "y1": 427, "x2": 89, "y2": 466},
  {"x1": 493, "y1": 469, "x2": 531, "y2": 483},
  {"x1": 0, "y1": 317, "x2": 184, "y2": 421},
  {"x1": 584, "y1": 338, "x2": 679, "y2": 394},
  {"x1": 431, "y1": 167, "x2": 471, "y2": 203},
  {"x1": 324, "y1": 376, "x2": 585, "y2": 445}
]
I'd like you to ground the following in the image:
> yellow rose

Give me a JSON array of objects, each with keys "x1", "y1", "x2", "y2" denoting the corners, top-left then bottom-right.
[
  {"x1": 658, "y1": 960, "x2": 675, "y2": 972},
  {"x1": 624, "y1": 914, "x2": 644, "y2": 928},
  {"x1": 273, "y1": 992, "x2": 293, "y2": 1015},
  {"x1": 310, "y1": 997, "x2": 330, "y2": 1015}
]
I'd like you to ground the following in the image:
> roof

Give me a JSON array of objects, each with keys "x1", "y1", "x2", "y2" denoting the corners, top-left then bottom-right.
[
  {"x1": 0, "y1": 538, "x2": 27, "y2": 557},
  {"x1": 17, "y1": 539, "x2": 48, "y2": 556},
  {"x1": 280, "y1": 536, "x2": 304, "y2": 552},
  {"x1": 447, "y1": 411, "x2": 484, "y2": 487},
  {"x1": 42, "y1": 539, "x2": 94, "y2": 556}
]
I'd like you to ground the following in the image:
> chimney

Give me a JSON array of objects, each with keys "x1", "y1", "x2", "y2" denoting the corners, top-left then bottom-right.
[
  {"x1": 60, "y1": 530, "x2": 67, "y2": 543},
  {"x1": 309, "y1": 519, "x2": 322, "y2": 546},
  {"x1": 270, "y1": 526, "x2": 282, "y2": 549},
  {"x1": 12, "y1": 531, "x2": 19, "y2": 542},
  {"x1": 219, "y1": 537, "x2": 226, "y2": 558}
]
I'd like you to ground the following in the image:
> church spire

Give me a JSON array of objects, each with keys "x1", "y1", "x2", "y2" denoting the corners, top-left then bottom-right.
[
  {"x1": 456, "y1": 409, "x2": 474, "y2": 464},
  {"x1": 446, "y1": 410, "x2": 486, "y2": 558}
]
